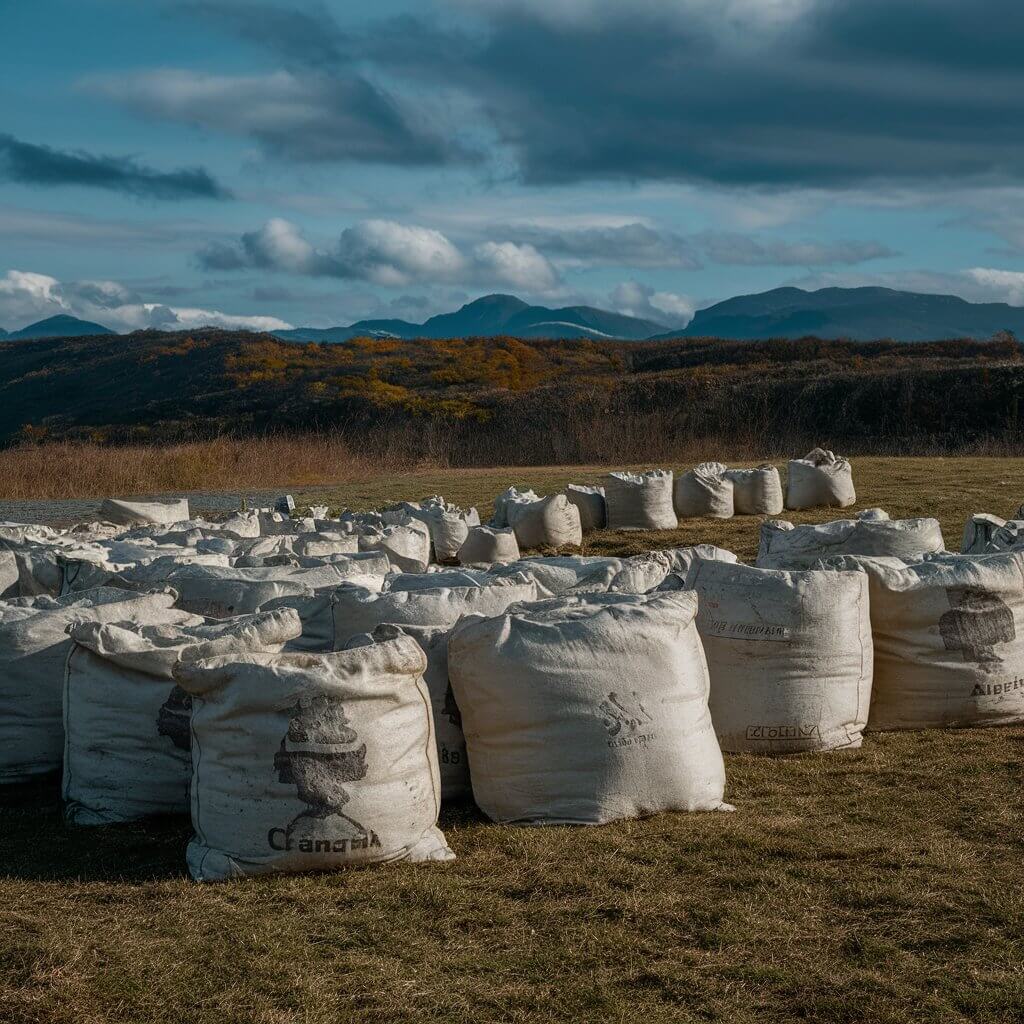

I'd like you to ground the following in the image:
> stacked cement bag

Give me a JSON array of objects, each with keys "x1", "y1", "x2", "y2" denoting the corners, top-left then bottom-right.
[
  {"x1": 490, "y1": 555, "x2": 624, "y2": 597},
  {"x1": 683, "y1": 561, "x2": 872, "y2": 753},
  {"x1": 786, "y1": 448, "x2": 856, "y2": 510},
  {"x1": 173, "y1": 633, "x2": 455, "y2": 880},
  {"x1": 331, "y1": 576, "x2": 538, "y2": 648},
  {"x1": 757, "y1": 514, "x2": 944, "y2": 570},
  {"x1": 458, "y1": 526, "x2": 520, "y2": 565},
  {"x1": 427, "y1": 510, "x2": 479, "y2": 562},
  {"x1": 126, "y1": 560, "x2": 382, "y2": 618},
  {"x1": 961, "y1": 514, "x2": 1024, "y2": 555},
  {"x1": 823, "y1": 552, "x2": 1024, "y2": 731},
  {"x1": 0, "y1": 588, "x2": 190, "y2": 784},
  {"x1": 350, "y1": 624, "x2": 470, "y2": 802},
  {"x1": 99, "y1": 498, "x2": 190, "y2": 527},
  {"x1": 725, "y1": 465, "x2": 784, "y2": 516},
  {"x1": 565, "y1": 485, "x2": 606, "y2": 531},
  {"x1": 674, "y1": 462, "x2": 734, "y2": 519},
  {"x1": 358, "y1": 521, "x2": 431, "y2": 573},
  {"x1": 507, "y1": 494, "x2": 583, "y2": 550},
  {"x1": 448, "y1": 592, "x2": 731, "y2": 824},
  {"x1": 601, "y1": 471, "x2": 678, "y2": 531},
  {"x1": 62, "y1": 609, "x2": 301, "y2": 825}
]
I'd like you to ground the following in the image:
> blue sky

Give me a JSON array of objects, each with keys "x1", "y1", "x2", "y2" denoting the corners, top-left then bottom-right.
[{"x1": 3, "y1": 0, "x2": 1024, "y2": 332}]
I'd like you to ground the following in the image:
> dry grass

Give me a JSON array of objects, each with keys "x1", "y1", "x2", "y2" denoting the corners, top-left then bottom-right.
[{"x1": 1, "y1": 458, "x2": 1023, "y2": 1022}]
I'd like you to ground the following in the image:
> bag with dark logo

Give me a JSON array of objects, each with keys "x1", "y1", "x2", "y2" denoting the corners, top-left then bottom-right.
[
  {"x1": 821, "y1": 552, "x2": 1024, "y2": 730},
  {"x1": 173, "y1": 635, "x2": 454, "y2": 881}
]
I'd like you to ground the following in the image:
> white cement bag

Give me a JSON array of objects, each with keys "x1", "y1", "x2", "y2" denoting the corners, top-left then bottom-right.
[
  {"x1": 99, "y1": 498, "x2": 190, "y2": 527},
  {"x1": 507, "y1": 494, "x2": 583, "y2": 550},
  {"x1": 358, "y1": 521, "x2": 431, "y2": 573},
  {"x1": 448, "y1": 592, "x2": 731, "y2": 824},
  {"x1": 0, "y1": 589, "x2": 187, "y2": 784},
  {"x1": 0, "y1": 549, "x2": 18, "y2": 598},
  {"x1": 674, "y1": 462, "x2": 734, "y2": 519},
  {"x1": 565, "y1": 485, "x2": 606, "y2": 531},
  {"x1": 428, "y1": 512, "x2": 473, "y2": 563},
  {"x1": 785, "y1": 448, "x2": 856, "y2": 510},
  {"x1": 62, "y1": 609, "x2": 302, "y2": 825},
  {"x1": 490, "y1": 556, "x2": 624, "y2": 598},
  {"x1": 351, "y1": 624, "x2": 470, "y2": 802},
  {"x1": 757, "y1": 515, "x2": 944, "y2": 570},
  {"x1": 458, "y1": 526, "x2": 520, "y2": 566},
  {"x1": 824, "y1": 553, "x2": 1024, "y2": 731},
  {"x1": 332, "y1": 578, "x2": 538, "y2": 648},
  {"x1": 491, "y1": 487, "x2": 541, "y2": 529},
  {"x1": 173, "y1": 636, "x2": 454, "y2": 880},
  {"x1": 601, "y1": 471, "x2": 677, "y2": 531},
  {"x1": 386, "y1": 569, "x2": 491, "y2": 592},
  {"x1": 646, "y1": 545, "x2": 739, "y2": 576},
  {"x1": 725, "y1": 465, "x2": 784, "y2": 516},
  {"x1": 683, "y1": 561, "x2": 872, "y2": 753}
]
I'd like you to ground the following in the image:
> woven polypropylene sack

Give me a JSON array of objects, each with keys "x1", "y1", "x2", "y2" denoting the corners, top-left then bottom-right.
[
  {"x1": 601, "y1": 471, "x2": 677, "y2": 531},
  {"x1": 674, "y1": 463, "x2": 735, "y2": 519},
  {"x1": 448, "y1": 591, "x2": 731, "y2": 825},
  {"x1": 173, "y1": 636, "x2": 454, "y2": 881},
  {"x1": 725, "y1": 465, "x2": 784, "y2": 516},
  {"x1": 785, "y1": 449, "x2": 856, "y2": 510},
  {"x1": 683, "y1": 560, "x2": 872, "y2": 753}
]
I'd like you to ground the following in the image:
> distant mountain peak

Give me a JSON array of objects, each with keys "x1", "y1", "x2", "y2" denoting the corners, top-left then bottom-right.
[{"x1": 6, "y1": 314, "x2": 116, "y2": 341}]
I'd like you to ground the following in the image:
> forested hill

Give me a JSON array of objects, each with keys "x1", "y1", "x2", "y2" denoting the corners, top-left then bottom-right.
[{"x1": 1, "y1": 329, "x2": 1023, "y2": 455}]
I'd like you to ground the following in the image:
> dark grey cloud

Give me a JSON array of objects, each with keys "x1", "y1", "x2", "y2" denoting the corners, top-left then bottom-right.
[
  {"x1": 697, "y1": 232, "x2": 897, "y2": 267},
  {"x1": 503, "y1": 222, "x2": 701, "y2": 268},
  {"x1": 0, "y1": 133, "x2": 229, "y2": 199}
]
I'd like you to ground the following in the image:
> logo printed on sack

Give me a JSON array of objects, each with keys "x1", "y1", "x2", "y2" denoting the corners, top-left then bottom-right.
[
  {"x1": 599, "y1": 692, "x2": 656, "y2": 748},
  {"x1": 746, "y1": 724, "x2": 820, "y2": 741},
  {"x1": 267, "y1": 695, "x2": 381, "y2": 854},
  {"x1": 441, "y1": 682, "x2": 463, "y2": 728},
  {"x1": 156, "y1": 685, "x2": 192, "y2": 751},
  {"x1": 970, "y1": 676, "x2": 1024, "y2": 697},
  {"x1": 705, "y1": 618, "x2": 792, "y2": 642},
  {"x1": 939, "y1": 588, "x2": 1016, "y2": 664}
]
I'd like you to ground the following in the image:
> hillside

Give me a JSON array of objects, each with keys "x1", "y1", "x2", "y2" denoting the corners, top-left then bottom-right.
[
  {"x1": 659, "y1": 286, "x2": 1024, "y2": 342},
  {"x1": 1, "y1": 329, "x2": 1023, "y2": 459},
  {"x1": 6, "y1": 314, "x2": 117, "y2": 340}
]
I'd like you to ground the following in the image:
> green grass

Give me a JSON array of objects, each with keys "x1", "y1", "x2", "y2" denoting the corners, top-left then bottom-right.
[{"x1": 2, "y1": 457, "x2": 1024, "y2": 1023}]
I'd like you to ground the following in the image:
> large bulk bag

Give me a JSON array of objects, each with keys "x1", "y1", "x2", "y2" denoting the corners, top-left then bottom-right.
[
  {"x1": 491, "y1": 487, "x2": 541, "y2": 529},
  {"x1": 458, "y1": 526, "x2": 520, "y2": 566},
  {"x1": 0, "y1": 588, "x2": 190, "y2": 785},
  {"x1": 725, "y1": 465, "x2": 784, "y2": 516},
  {"x1": 448, "y1": 592, "x2": 731, "y2": 824},
  {"x1": 130, "y1": 561, "x2": 372, "y2": 618},
  {"x1": 385, "y1": 569, "x2": 491, "y2": 592},
  {"x1": 0, "y1": 549, "x2": 18, "y2": 598},
  {"x1": 757, "y1": 515, "x2": 944, "y2": 570},
  {"x1": 490, "y1": 556, "x2": 624, "y2": 597},
  {"x1": 507, "y1": 494, "x2": 583, "y2": 550},
  {"x1": 601, "y1": 471, "x2": 677, "y2": 531},
  {"x1": 358, "y1": 521, "x2": 431, "y2": 573},
  {"x1": 565, "y1": 485, "x2": 606, "y2": 531},
  {"x1": 646, "y1": 545, "x2": 739, "y2": 575},
  {"x1": 99, "y1": 498, "x2": 190, "y2": 527},
  {"x1": 960, "y1": 514, "x2": 1024, "y2": 554},
  {"x1": 682, "y1": 561, "x2": 872, "y2": 753},
  {"x1": 674, "y1": 462, "x2": 734, "y2": 519},
  {"x1": 350, "y1": 624, "x2": 470, "y2": 802},
  {"x1": 785, "y1": 448, "x2": 856, "y2": 510},
  {"x1": 331, "y1": 578, "x2": 538, "y2": 648},
  {"x1": 427, "y1": 511, "x2": 474, "y2": 563},
  {"x1": 173, "y1": 635, "x2": 454, "y2": 881},
  {"x1": 62, "y1": 609, "x2": 302, "y2": 825},
  {"x1": 823, "y1": 553, "x2": 1024, "y2": 731}
]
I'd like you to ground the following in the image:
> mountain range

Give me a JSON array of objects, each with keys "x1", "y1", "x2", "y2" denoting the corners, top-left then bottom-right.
[{"x1": 4, "y1": 287, "x2": 1024, "y2": 343}]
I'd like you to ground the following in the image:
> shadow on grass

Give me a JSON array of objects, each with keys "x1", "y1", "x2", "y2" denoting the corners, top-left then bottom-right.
[{"x1": 0, "y1": 781, "x2": 489, "y2": 884}]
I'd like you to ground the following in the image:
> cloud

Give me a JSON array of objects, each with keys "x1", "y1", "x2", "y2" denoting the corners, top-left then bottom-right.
[
  {"x1": 198, "y1": 218, "x2": 562, "y2": 291},
  {"x1": 500, "y1": 222, "x2": 701, "y2": 269},
  {"x1": 698, "y1": 232, "x2": 897, "y2": 266},
  {"x1": 360, "y1": 0, "x2": 1024, "y2": 188},
  {"x1": 0, "y1": 134, "x2": 229, "y2": 200},
  {"x1": 84, "y1": 66, "x2": 472, "y2": 167},
  {"x1": 963, "y1": 268, "x2": 1024, "y2": 306},
  {"x1": 610, "y1": 281, "x2": 695, "y2": 326},
  {"x1": 0, "y1": 269, "x2": 291, "y2": 333}
]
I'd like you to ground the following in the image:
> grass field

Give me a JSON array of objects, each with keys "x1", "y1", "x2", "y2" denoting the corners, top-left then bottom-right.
[{"x1": 2, "y1": 456, "x2": 1023, "y2": 1023}]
